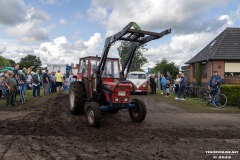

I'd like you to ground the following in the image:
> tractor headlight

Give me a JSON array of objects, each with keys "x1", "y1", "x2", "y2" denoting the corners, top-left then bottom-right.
[
  {"x1": 115, "y1": 97, "x2": 119, "y2": 102},
  {"x1": 124, "y1": 97, "x2": 128, "y2": 102}
]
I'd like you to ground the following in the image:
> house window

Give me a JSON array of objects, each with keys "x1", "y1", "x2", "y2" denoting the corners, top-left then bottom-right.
[
  {"x1": 202, "y1": 63, "x2": 207, "y2": 78},
  {"x1": 192, "y1": 64, "x2": 195, "y2": 78},
  {"x1": 225, "y1": 62, "x2": 240, "y2": 77}
]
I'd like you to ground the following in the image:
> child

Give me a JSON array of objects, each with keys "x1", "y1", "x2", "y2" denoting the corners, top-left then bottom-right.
[{"x1": 166, "y1": 80, "x2": 170, "y2": 97}]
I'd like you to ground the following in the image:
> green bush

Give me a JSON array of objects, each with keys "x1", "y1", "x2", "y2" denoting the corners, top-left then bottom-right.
[{"x1": 221, "y1": 85, "x2": 240, "y2": 106}]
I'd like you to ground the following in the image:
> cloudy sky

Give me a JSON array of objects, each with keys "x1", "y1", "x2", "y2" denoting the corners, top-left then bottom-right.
[{"x1": 0, "y1": 0, "x2": 239, "y2": 70}]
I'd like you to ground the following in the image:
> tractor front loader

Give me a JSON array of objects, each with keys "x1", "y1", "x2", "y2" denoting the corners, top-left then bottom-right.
[{"x1": 69, "y1": 22, "x2": 171, "y2": 127}]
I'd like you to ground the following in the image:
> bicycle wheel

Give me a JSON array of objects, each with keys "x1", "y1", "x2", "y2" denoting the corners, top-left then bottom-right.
[{"x1": 213, "y1": 93, "x2": 227, "y2": 108}]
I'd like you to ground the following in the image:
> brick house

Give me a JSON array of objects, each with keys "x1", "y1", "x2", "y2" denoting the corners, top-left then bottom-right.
[{"x1": 186, "y1": 27, "x2": 240, "y2": 86}]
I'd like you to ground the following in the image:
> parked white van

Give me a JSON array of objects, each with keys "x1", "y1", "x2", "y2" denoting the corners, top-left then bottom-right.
[{"x1": 127, "y1": 71, "x2": 148, "y2": 95}]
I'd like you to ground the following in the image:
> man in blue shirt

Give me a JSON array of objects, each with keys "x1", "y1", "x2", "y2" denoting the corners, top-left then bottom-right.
[
  {"x1": 208, "y1": 71, "x2": 222, "y2": 91},
  {"x1": 160, "y1": 73, "x2": 167, "y2": 95}
]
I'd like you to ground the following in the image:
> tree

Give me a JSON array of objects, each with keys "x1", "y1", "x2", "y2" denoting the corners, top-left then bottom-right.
[
  {"x1": 151, "y1": 59, "x2": 179, "y2": 78},
  {"x1": 19, "y1": 54, "x2": 42, "y2": 71},
  {"x1": 7, "y1": 59, "x2": 16, "y2": 67},
  {"x1": 0, "y1": 55, "x2": 10, "y2": 67},
  {"x1": 117, "y1": 41, "x2": 148, "y2": 72}
]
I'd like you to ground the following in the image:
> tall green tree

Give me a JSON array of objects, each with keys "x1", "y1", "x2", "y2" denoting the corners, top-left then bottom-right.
[
  {"x1": 151, "y1": 59, "x2": 179, "y2": 78},
  {"x1": 19, "y1": 54, "x2": 42, "y2": 71},
  {"x1": 117, "y1": 41, "x2": 148, "y2": 72},
  {"x1": 7, "y1": 59, "x2": 16, "y2": 67},
  {"x1": 0, "y1": 55, "x2": 10, "y2": 67}
]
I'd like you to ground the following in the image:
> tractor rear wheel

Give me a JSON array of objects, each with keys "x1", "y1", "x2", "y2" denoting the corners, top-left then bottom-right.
[
  {"x1": 129, "y1": 98, "x2": 146, "y2": 123},
  {"x1": 85, "y1": 102, "x2": 102, "y2": 127},
  {"x1": 69, "y1": 81, "x2": 86, "y2": 114}
]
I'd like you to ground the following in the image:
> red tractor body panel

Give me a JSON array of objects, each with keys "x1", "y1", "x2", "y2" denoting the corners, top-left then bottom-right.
[{"x1": 102, "y1": 79, "x2": 131, "y2": 103}]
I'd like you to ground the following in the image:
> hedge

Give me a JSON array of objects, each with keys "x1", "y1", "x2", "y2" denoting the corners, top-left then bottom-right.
[{"x1": 221, "y1": 85, "x2": 240, "y2": 106}]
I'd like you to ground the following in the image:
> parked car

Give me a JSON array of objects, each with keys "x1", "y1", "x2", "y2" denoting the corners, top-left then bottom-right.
[{"x1": 127, "y1": 71, "x2": 148, "y2": 95}]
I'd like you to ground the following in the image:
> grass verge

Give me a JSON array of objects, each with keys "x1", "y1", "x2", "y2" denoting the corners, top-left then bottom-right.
[{"x1": 155, "y1": 89, "x2": 240, "y2": 113}]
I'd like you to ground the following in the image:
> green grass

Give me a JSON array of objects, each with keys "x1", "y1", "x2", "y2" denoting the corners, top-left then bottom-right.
[
  {"x1": 155, "y1": 89, "x2": 240, "y2": 113},
  {"x1": 0, "y1": 88, "x2": 57, "y2": 108}
]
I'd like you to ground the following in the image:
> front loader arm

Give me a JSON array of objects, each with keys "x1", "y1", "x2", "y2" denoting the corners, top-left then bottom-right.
[{"x1": 121, "y1": 29, "x2": 171, "y2": 80}]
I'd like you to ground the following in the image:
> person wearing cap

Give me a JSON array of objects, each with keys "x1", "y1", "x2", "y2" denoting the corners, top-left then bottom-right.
[
  {"x1": 4, "y1": 71, "x2": 17, "y2": 107},
  {"x1": 208, "y1": 71, "x2": 222, "y2": 91}
]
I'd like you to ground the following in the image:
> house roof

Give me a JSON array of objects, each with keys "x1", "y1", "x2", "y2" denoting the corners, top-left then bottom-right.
[{"x1": 186, "y1": 27, "x2": 240, "y2": 64}]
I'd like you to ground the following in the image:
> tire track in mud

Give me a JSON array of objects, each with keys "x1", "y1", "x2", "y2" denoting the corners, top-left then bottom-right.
[
  {"x1": 0, "y1": 94, "x2": 240, "y2": 159},
  {"x1": 0, "y1": 143, "x2": 13, "y2": 160}
]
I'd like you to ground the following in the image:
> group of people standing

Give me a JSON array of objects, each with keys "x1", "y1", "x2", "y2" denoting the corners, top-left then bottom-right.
[
  {"x1": 0, "y1": 64, "x2": 29, "y2": 107},
  {"x1": 32, "y1": 69, "x2": 65, "y2": 97},
  {"x1": 149, "y1": 71, "x2": 187, "y2": 100},
  {"x1": 40, "y1": 69, "x2": 64, "y2": 96},
  {"x1": 0, "y1": 63, "x2": 70, "y2": 107}
]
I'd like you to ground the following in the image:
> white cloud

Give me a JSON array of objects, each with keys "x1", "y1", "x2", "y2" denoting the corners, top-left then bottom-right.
[
  {"x1": 25, "y1": 7, "x2": 50, "y2": 21},
  {"x1": 0, "y1": 40, "x2": 26, "y2": 62},
  {"x1": 218, "y1": 15, "x2": 233, "y2": 26},
  {"x1": 88, "y1": 0, "x2": 229, "y2": 36},
  {"x1": 0, "y1": 32, "x2": 102, "y2": 66},
  {"x1": 87, "y1": 3, "x2": 108, "y2": 22},
  {"x1": 15, "y1": 47, "x2": 33, "y2": 53},
  {"x1": 59, "y1": 18, "x2": 67, "y2": 25},
  {"x1": 40, "y1": 0, "x2": 57, "y2": 5},
  {"x1": 0, "y1": 44, "x2": 7, "y2": 53},
  {"x1": 34, "y1": 33, "x2": 102, "y2": 65},
  {"x1": 1, "y1": 2, "x2": 51, "y2": 43},
  {"x1": 0, "y1": 0, "x2": 26, "y2": 25},
  {"x1": 7, "y1": 20, "x2": 51, "y2": 42},
  {"x1": 142, "y1": 32, "x2": 215, "y2": 68},
  {"x1": 86, "y1": 0, "x2": 237, "y2": 70}
]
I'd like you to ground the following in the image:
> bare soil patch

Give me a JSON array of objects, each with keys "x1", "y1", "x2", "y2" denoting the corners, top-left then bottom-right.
[{"x1": 0, "y1": 94, "x2": 239, "y2": 159}]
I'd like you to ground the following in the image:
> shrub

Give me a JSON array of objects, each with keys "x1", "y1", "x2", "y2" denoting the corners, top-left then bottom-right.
[
  {"x1": 221, "y1": 85, "x2": 240, "y2": 106},
  {"x1": 195, "y1": 63, "x2": 202, "y2": 86}
]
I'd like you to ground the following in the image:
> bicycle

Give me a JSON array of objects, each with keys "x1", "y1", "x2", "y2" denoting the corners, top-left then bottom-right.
[
  {"x1": 186, "y1": 82, "x2": 195, "y2": 98},
  {"x1": 201, "y1": 85, "x2": 227, "y2": 108}
]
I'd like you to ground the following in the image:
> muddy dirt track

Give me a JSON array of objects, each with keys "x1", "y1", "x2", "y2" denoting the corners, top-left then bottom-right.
[{"x1": 0, "y1": 94, "x2": 240, "y2": 160}]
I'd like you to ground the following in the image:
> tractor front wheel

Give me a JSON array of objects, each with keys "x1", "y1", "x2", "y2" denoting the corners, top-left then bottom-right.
[
  {"x1": 85, "y1": 103, "x2": 102, "y2": 127},
  {"x1": 129, "y1": 98, "x2": 146, "y2": 123}
]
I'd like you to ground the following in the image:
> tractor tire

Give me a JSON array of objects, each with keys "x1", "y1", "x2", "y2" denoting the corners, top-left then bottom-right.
[
  {"x1": 129, "y1": 98, "x2": 146, "y2": 123},
  {"x1": 85, "y1": 102, "x2": 102, "y2": 127},
  {"x1": 69, "y1": 81, "x2": 86, "y2": 114}
]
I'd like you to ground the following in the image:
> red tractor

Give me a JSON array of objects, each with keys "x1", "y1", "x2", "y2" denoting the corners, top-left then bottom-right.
[{"x1": 69, "y1": 22, "x2": 171, "y2": 127}]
